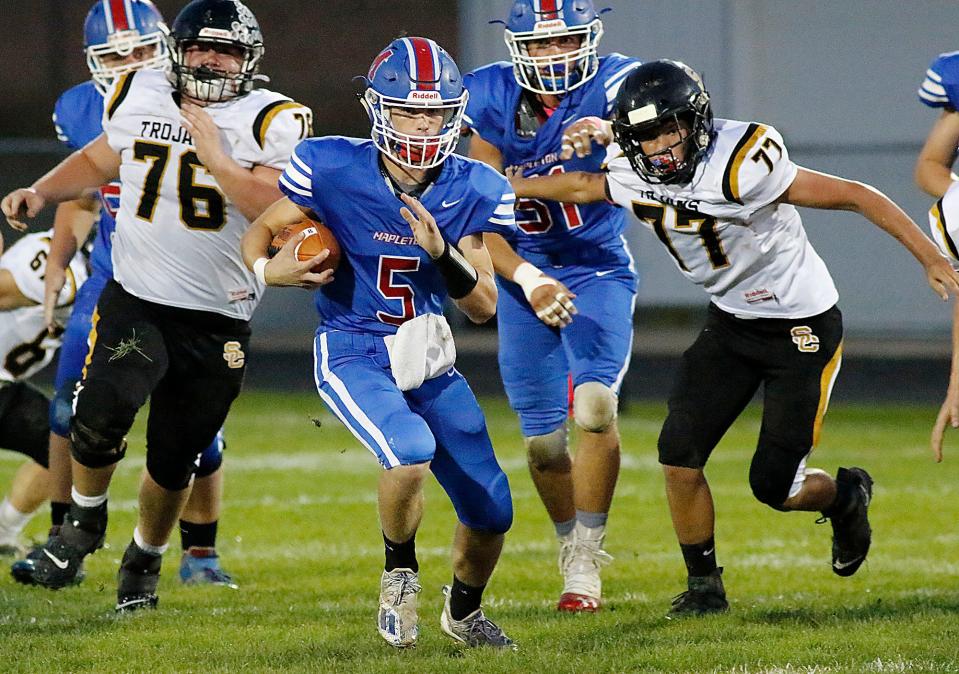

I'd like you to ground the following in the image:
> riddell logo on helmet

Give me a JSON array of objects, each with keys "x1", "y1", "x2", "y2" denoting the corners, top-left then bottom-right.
[
  {"x1": 533, "y1": 19, "x2": 567, "y2": 31},
  {"x1": 198, "y1": 28, "x2": 233, "y2": 40},
  {"x1": 407, "y1": 91, "x2": 441, "y2": 102}
]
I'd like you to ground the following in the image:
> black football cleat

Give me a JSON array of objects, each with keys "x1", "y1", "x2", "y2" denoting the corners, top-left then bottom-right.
[
  {"x1": 116, "y1": 541, "x2": 162, "y2": 613},
  {"x1": 667, "y1": 567, "x2": 729, "y2": 618},
  {"x1": 824, "y1": 467, "x2": 873, "y2": 577}
]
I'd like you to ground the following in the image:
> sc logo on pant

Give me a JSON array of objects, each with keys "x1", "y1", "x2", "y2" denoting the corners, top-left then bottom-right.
[{"x1": 790, "y1": 326, "x2": 819, "y2": 353}]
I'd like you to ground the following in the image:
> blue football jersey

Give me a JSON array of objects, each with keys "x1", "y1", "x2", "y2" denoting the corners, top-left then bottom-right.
[
  {"x1": 464, "y1": 54, "x2": 639, "y2": 256},
  {"x1": 919, "y1": 51, "x2": 959, "y2": 109},
  {"x1": 279, "y1": 137, "x2": 517, "y2": 335},
  {"x1": 53, "y1": 80, "x2": 116, "y2": 277}
]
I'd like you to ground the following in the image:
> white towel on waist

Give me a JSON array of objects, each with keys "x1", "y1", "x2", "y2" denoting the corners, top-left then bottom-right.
[{"x1": 383, "y1": 313, "x2": 457, "y2": 391}]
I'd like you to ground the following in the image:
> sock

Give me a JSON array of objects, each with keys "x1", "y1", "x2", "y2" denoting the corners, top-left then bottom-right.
[
  {"x1": 576, "y1": 509, "x2": 608, "y2": 530},
  {"x1": 50, "y1": 501, "x2": 70, "y2": 528},
  {"x1": 71, "y1": 487, "x2": 107, "y2": 509},
  {"x1": 133, "y1": 527, "x2": 169, "y2": 556},
  {"x1": 383, "y1": 532, "x2": 417, "y2": 572},
  {"x1": 0, "y1": 498, "x2": 32, "y2": 537},
  {"x1": 554, "y1": 517, "x2": 575, "y2": 538},
  {"x1": 180, "y1": 520, "x2": 218, "y2": 551},
  {"x1": 680, "y1": 536, "x2": 718, "y2": 578},
  {"x1": 449, "y1": 575, "x2": 485, "y2": 620}
]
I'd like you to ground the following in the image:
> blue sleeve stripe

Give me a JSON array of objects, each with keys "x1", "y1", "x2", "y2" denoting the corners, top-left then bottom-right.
[
  {"x1": 290, "y1": 150, "x2": 312, "y2": 176},
  {"x1": 922, "y1": 78, "x2": 947, "y2": 97},
  {"x1": 283, "y1": 162, "x2": 312, "y2": 190},
  {"x1": 279, "y1": 173, "x2": 311, "y2": 197}
]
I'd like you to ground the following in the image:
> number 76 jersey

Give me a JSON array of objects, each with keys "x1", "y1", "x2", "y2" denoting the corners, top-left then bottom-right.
[{"x1": 604, "y1": 118, "x2": 838, "y2": 319}]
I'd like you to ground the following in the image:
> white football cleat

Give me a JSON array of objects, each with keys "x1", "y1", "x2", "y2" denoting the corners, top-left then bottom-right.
[
  {"x1": 440, "y1": 586, "x2": 515, "y2": 649},
  {"x1": 557, "y1": 525, "x2": 613, "y2": 612},
  {"x1": 377, "y1": 568, "x2": 421, "y2": 648}
]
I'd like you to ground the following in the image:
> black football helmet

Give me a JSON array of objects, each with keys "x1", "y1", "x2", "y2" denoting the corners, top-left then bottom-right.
[
  {"x1": 610, "y1": 60, "x2": 713, "y2": 184},
  {"x1": 167, "y1": 0, "x2": 265, "y2": 102}
]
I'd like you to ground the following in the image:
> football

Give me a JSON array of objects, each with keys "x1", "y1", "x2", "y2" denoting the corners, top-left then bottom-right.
[{"x1": 268, "y1": 218, "x2": 341, "y2": 274}]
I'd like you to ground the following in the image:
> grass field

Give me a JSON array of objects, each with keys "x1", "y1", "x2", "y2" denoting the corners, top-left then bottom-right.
[{"x1": 2, "y1": 391, "x2": 959, "y2": 673}]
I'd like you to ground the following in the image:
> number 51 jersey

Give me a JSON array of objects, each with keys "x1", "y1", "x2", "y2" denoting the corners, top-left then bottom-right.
[
  {"x1": 604, "y1": 118, "x2": 838, "y2": 319},
  {"x1": 102, "y1": 69, "x2": 311, "y2": 319}
]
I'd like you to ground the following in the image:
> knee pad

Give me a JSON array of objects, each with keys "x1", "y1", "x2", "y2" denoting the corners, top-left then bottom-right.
[
  {"x1": 49, "y1": 381, "x2": 78, "y2": 438},
  {"x1": 70, "y1": 417, "x2": 127, "y2": 468},
  {"x1": 475, "y1": 471, "x2": 513, "y2": 534},
  {"x1": 146, "y1": 448, "x2": 197, "y2": 491},
  {"x1": 70, "y1": 379, "x2": 136, "y2": 468},
  {"x1": 524, "y1": 426, "x2": 568, "y2": 470},
  {"x1": 572, "y1": 382, "x2": 617, "y2": 433},
  {"x1": 658, "y1": 409, "x2": 708, "y2": 468},
  {"x1": 195, "y1": 431, "x2": 225, "y2": 478},
  {"x1": 749, "y1": 438, "x2": 806, "y2": 510}
]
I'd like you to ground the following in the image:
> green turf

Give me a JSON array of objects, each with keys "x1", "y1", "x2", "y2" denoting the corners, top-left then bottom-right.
[{"x1": 2, "y1": 391, "x2": 958, "y2": 673}]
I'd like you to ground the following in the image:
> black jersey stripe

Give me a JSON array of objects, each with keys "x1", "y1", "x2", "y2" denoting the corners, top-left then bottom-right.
[
  {"x1": 106, "y1": 72, "x2": 136, "y2": 120},
  {"x1": 933, "y1": 198, "x2": 959, "y2": 261},
  {"x1": 721, "y1": 122, "x2": 765, "y2": 205},
  {"x1": 253, "y1": 100, "x2": 301, "y2": 149}
]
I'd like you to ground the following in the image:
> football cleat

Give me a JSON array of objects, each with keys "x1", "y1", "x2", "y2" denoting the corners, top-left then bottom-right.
[
  {"x1": 10, "y1": 526, "x2": 87, "y2": 586},
  {"x1": 557, "y1": 529, "x2": 612, "y2": 612},
  {"x1": 822, "y1": 467, "x2": 874, "y2": 577},
  {"x1": 440, "y1": 586, "x2": 516, "y2": 650},
  {"x1": 377, "y1": 568, "x2": 421, "y2": 648},
  {"x1": 116, "y1": 541, "x2": 161, "y2": 613},
  {"x1": 179, "y1": 548, "x2": 238, "y2": 588},
  {"x1": 27, "y1": 510, "x2": 105, "y2": 590},
  {"x1": 667, "y1": 567, "x2": 729, "y2": 618}
]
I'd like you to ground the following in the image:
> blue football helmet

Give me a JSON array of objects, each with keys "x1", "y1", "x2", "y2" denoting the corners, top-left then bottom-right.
[
  {"x1": 360, "y1": 37, "x2": 468, "y2": 170},
  {"x1": 83, "y1": 0, "x2": 168, "y2": 94},
  {"x1": 502, "y1": 0, "x2": 604, "y2": 95}
]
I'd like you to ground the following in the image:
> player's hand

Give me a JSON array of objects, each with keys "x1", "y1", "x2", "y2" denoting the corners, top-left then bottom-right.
[
  {"x1": 560, "y1": 116, "x2": 613, "y2": 160},
  {"x1": 926, "y1": 258, "x2": 959, "y2": 301},
  {"x1": 180, "y1": 102, "x2": 229, "y2": 173},
  {"x1": 2, "y1": 188, "x2": 46, "y2": 231},
  {"x1": 530, "y1": 278, "x2": 578, "y2": 327},
  {"x1": 43, "y1": 263, "x2": 68, "y2": 331},
  {"x1": 931, "y1": 384, "x2": 959, "y2": 462},
  {"x1": 263, "y1": 229, "x2": 334, "y2": 289},
  {"x1": 399, "y1": 193, "x2": 445, "y2": 259}
]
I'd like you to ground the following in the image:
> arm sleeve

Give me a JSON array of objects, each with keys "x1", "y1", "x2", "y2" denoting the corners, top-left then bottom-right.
[
  {"x1": 601, "y1": 54, "x2": 642, "y2": 118},
  {"x1": 255, "y1": 102, "x2": 314, "y2": 169},
  {"x1": 463, "y1": 67, "x2": 505, "y2": 147},
  {"x1": 278, "y1": 141, "x2": 318, "y2": 211},
  {"x1": 462, "y1": 167, "x2": 517, "y2": 238},
  {"x1": 919, "y1": 52, "x2": 959, "y2": 109},
  {"x1": 724, "y1": 123, "x2": 798, "y2": 212}
]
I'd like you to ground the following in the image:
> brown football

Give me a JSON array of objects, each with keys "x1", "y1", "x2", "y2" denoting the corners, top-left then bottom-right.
[{"x1": 268, "y1": 218, "x2": 341, "y2": 274}]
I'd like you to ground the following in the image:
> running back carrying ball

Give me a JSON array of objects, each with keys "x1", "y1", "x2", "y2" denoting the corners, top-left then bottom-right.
[{"x1": 268, "y1": 219, "x2": 341, "y2": 273}]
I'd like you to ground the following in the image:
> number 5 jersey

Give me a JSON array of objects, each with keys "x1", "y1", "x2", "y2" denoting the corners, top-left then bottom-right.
[
  {"x1": 101, "y1": 69, "x2": 311, "y2": 319},
  {"x1": 604, "y1": 119, "x2": 838, "y2": 318}
]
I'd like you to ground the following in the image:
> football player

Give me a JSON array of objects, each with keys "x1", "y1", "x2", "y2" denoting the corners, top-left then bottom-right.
[
  {"x1": 241, "y1": 37, "x2": 515, "y2": 650},
  {"x1": 507, "y1": 60, "x2": 959, "y2": 616},
  {"x1": 10, "y1": 0, "x2": 237, "y2": 590},
  {"x1": 0, "y1": 231, "x2": 89, "y2": 555},
  {"x1": 1, "y1": 0, "x2": 311, "y2": 612},
  {"x1": 463, "y1": 0, "x2": 642, "y2": 613},
  {"x1": 928, "y1": 185, "x2": 959, "y2": 459},
  {"x1": 916, "y1": 50, "x2": 959, "y2": 197}
]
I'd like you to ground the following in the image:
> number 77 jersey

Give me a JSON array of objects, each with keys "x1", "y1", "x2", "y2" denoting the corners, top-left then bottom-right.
[{"x1": 604, "y1": 118, "x2": 838, "y2": 319}]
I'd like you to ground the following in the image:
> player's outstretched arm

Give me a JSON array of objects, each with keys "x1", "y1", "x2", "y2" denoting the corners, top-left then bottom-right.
[
  {"x1": 915, "y1": 109, "x2": 959, "y2": 198},
  {"x1": 1, "y1": 135, "x2": 119, "y2": 231},
  {"x1": 509, "y1": 169, "x2": 608, "y2": 205},
  {"x1": 484, "y1": 232, "x2": 577, "y2": 327},
  {"x1": 242, "y1": 197, "x2": 333, "y2": 289},
  {"x1": 468, "y1": 134, "x2": 505, "y2": 174},
  {"x1": 781, "y1": 167, "x2": 959, "y2": 301},
  {"x1": 44, "y1": 195, "x2": 98, "y2": 330},
  {"x1": 932, "y1": 299, "x2": 959, "y2": 461}
]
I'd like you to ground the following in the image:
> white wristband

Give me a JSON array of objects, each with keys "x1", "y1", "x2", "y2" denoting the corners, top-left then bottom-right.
[
  {"x1": 253, "y1": 257, "x2": 269, "y2": 285},
  {"x1": 512, "y1": 261, "x2": 554, "y2": 302}
]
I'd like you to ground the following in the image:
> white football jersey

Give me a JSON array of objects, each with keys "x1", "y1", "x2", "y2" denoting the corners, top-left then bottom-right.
[
  {"x1": 605, "y1": 118, "x2": 839, "y2": 318},
  {"x1": 101, "y1": 69, "x2": 311, "y2": 319},
  {"x1": 929, "y1": 180, "x2": 959, "y2": 271},
  {"x1": 0, "y1": 231, "x2": 89, "y2": 382}
]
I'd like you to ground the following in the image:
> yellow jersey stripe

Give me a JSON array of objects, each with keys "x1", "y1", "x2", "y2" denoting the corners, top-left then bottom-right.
[
  {"x1": 812, "y1": 340, "x2": 843, "y2": 447},
  {"x1": 253, "y1": 101, "x2": 303, "y2": 149}
]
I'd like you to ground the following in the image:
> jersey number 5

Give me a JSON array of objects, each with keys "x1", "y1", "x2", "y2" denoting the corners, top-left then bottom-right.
[
  {"x1": 376, "y1": 255, "x2": 420, "y2": 326},
  {"x1": 515, "y1": 165, "x2": 584, "y2": 234},
  {"x1": 133, "y1": 140, "x2": 226, "y2": 231}
]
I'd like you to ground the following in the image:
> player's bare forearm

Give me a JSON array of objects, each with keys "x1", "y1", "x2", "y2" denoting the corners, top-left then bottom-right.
[
  {"x1": 210, "y1": 163, "x2": 284, "y2": 223},
  {"x1": 484, "y1": 232, "x2": 527, "y2": 279},
  {"x1": 453, "y1": 234, "x2": 497, "y2": 324},
  {"x1": 510, "y1": 170, "x2": 606, "y2": 204},
  {"x1": 915, "y1": 109, "x2": 959, "y2": 198},
  {"x1": 241, "y1": 196, "x2": 309, "y2": 269},
  {"x1": 468, "y1": 134, "x2": 504, "y2": 174},
  {"x1": 49, "y1": 196, "x2": 97, "y2": 271},
  {"x1": 33, "y1": 137, "x2": 119, "y2": 205}
]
